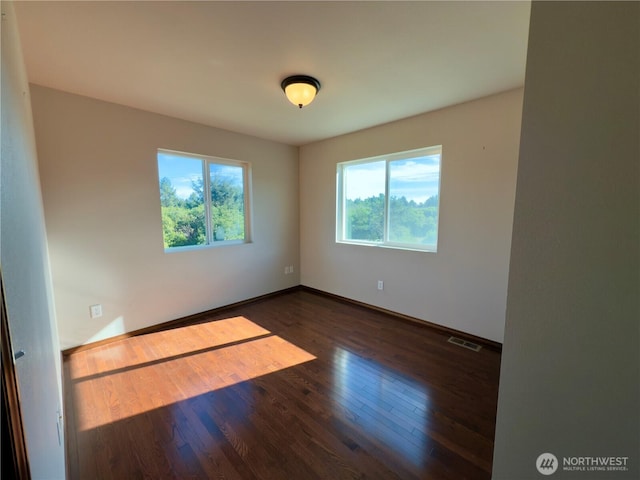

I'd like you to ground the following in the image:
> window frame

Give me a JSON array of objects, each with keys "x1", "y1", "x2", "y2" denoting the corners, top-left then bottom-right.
[
  {"x1": 157, "y1": 148, "x2": 252, "y2": 252},
  {"x1": 336, "y1": 145, "x2": 442, "y2": 252}
]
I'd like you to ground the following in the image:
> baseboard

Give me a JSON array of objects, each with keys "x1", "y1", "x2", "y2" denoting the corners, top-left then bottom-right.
[
  {"x1": 299, "y1": 285, "x2": 503, "y2": 352},
  {"x1": 61, "y1": 286, "x2": 301, "y2": 356},
  {"x1": 62, "y1": 284, "x2": 502, "y2": 356}
]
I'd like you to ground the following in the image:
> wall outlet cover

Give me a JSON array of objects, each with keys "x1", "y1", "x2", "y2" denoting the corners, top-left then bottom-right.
[{"x1": 90, "y1": 304, "x2": 103, "y2": 318}]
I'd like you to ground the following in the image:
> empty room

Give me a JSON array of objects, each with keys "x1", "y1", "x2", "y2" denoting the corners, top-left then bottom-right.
[{"x1": 2, "y1": 1, "x2": 637, "y2": 479}]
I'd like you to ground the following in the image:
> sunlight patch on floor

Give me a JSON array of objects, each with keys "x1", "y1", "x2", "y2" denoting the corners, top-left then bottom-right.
[
  {"x1": 72, "y1": 316, "x2": 316, "y2": 431},
  {"x1": 71, "y1": 316, "x2": 272, "y2": 379}
]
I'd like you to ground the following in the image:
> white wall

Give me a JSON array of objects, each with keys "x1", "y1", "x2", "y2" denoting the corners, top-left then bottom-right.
[
  {"x1": 299, "y1": 89, "x2": 523, "y2": 343},
  {"x1": 493, "y1": 2, "x2": 639, "y2": 478},
  {"x1": 31, "y1": 85, "x2": 300, "y2": 349},
  {"x1": 0, "y1": 3, "x2": 66, "y2": 478}
]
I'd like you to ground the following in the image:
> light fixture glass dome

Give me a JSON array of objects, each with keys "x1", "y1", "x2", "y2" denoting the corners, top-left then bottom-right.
[{"x1": 281, "y1": 75, "x2": 321, "y2": 108}]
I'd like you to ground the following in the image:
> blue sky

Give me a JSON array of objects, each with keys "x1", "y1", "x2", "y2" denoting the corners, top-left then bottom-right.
[
  {"x1": 158, "y1": 151, "x2": 243, "y2": 199},
  {"x1": 345, "y1": 154, "x2": 440, "y2": 203},
  {"x1": 159, "y1": 151, "x2": 440, "y2": 203},
  {"x1": 158, "y1": 152, "x2": 201, "y2": 198}
]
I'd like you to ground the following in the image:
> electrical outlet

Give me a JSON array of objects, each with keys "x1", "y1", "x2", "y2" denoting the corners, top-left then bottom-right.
[
  {"x1": 377, "y1": 280, "x2": 384, "y2": 290},
  {"x1": 90, "y1": 304, "x2": 103, "y2": 318}
]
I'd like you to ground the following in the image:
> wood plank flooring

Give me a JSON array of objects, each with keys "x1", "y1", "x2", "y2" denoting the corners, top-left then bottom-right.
[{"x1": 64, "y1": 289, "x2": 501, "y2": 479}]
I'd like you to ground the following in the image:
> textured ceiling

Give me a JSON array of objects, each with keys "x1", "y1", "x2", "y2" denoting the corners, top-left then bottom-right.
[{"x1": 15, "y1": 1, "x2": 530, "y2": 146}]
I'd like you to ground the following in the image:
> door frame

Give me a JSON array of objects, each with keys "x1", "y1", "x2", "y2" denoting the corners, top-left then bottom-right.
[{"x1": 1, "y1": 269, "x2": 31, "y2": 479}]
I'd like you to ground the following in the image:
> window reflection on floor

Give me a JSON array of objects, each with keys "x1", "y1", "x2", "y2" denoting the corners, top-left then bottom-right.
[{"x1": 332, "y1": 348, "x2": 430, "y2": 466}]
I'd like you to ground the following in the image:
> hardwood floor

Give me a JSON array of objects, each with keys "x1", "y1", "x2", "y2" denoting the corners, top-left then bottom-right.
[{"x1": 64, "y1": 289, "x2": 501, "y2": 479}]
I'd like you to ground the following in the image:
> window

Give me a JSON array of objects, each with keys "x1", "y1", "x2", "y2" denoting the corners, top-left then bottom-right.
[
  {"x1": 157, "y1": 149, "x2": 251, "y2": 250},
  {"x1": 336, "y1": 146, "x2": 441, "y2": 251}
]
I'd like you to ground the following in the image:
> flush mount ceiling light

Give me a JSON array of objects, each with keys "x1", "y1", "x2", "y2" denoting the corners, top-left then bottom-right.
[{"x1": 281, "y1": 75, "x2": 321, "y2": 108}]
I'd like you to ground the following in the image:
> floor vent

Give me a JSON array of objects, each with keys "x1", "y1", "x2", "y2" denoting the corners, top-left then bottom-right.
[{"x1": 447, "y1": 336, "x2": 482, "y2": 352}]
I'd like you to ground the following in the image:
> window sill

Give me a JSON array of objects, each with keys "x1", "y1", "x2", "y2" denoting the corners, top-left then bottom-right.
[
  {"x1": 164, "y1": 240, "x2": 251, "y2": 253},
  {"x1": 336, "y1": 240, "x2": 437, "y2": 253}
]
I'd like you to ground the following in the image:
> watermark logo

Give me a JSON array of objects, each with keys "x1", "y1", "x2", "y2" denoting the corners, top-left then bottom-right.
[
  {"x1": 536, "y1": 453, "x2": 630, "y2": 475},
  {"x1": 536, "y1": 453, "x2": 559, "y2": 475}
]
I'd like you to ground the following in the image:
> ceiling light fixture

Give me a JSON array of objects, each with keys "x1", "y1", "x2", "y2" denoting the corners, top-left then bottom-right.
[{"x1": 281, "y1": 75, "x2": 321, "y2": 109}]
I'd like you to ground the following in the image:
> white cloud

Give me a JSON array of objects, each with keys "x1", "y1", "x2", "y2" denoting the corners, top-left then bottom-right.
[
  {"x1": 389, "y1": 157, "x2": 440, "y2": 182},
  {"x1": 344, "y1": 156, "x2": 440, "y2": 202},
  {"x1": 173, "y1": 174, "x2": 201, "y2": 199}
]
